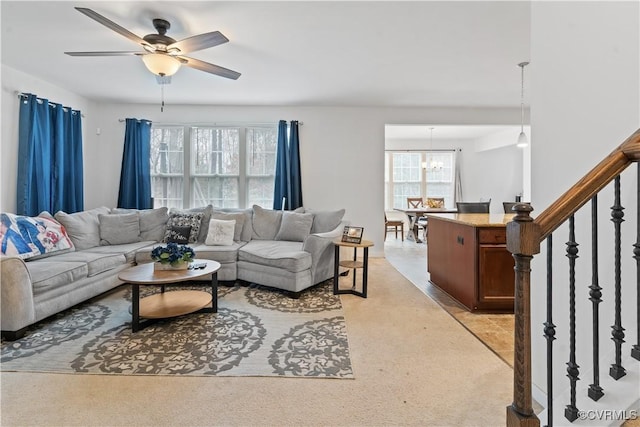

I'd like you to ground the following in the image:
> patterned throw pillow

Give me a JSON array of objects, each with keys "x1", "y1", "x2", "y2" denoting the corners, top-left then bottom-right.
[
  {"x1": 163, "y1": 212, "x2": 204, "y2": 244},
  {"x1": 0, "y1": 212, "x2": 74, "y2": 260},
  {"x1": 205, "y1": 219, "x2": 235, "y2": 246}
]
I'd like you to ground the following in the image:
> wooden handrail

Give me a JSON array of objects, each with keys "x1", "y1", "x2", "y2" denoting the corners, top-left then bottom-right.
[
  {"x1": 534, "y1": 128, "x2": 640, "y2": 241},
  {"x1": 506, "y1": 127, "x2": 640, "y2": 427}
]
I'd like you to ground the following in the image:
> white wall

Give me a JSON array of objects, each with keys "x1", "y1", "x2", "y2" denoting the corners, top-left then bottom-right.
[{"x1": 531, "y1": 0, "x2": 639, "y2": 419}]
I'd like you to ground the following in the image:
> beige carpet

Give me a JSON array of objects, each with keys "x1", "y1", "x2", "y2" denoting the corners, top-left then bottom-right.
[{"x1": 1, "y1": 258, "x2": 513, "y2": 426}]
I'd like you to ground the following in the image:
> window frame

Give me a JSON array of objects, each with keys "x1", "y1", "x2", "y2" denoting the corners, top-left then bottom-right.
[{"x1": 150, "y1": 123, "x2": 278, "y2": 209}]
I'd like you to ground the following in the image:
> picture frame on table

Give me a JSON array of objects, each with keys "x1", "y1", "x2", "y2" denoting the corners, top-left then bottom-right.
[{"x1": 342, "y1": 226, "x2": 364, "y2": 244}]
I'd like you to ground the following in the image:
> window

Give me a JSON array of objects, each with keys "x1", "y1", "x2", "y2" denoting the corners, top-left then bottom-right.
[
  {"x1": 384, "y1": 150, "x2": 457, "y2": 209},
  {"x1": 150, "y1": 124, "x2": 278, "y2": 209}
]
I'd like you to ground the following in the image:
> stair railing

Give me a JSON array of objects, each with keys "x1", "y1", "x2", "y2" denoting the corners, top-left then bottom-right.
[{"x1": 506, "y1": 128, "x2": 640, "y2": 427}]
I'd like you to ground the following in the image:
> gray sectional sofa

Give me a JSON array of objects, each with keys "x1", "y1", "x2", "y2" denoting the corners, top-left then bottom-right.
[{"x1": 0, "y1": 205, "x2": 347, "y2": 340}]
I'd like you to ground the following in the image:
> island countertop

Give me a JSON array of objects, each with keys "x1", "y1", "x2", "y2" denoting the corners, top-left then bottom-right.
[{"x1": 425, "y1": 213, "x2": 515, "y2": 227}]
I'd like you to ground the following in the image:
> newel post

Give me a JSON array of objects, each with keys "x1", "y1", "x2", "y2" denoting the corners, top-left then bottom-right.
[{"x1": 506, "y1": 204, "x2": 541, "y2": 427}]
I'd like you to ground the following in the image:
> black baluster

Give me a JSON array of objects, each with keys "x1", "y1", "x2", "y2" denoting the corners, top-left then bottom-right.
[
  {"x1": 565, "y1": 215, "x2": 580, "y2": 422},
  {"x1": 544, "y1": 234, "x2": 556, "y2": 427},
  {"x1": 610, "y1": 175, "x2": 627, "y2": 380},
  {"x1": 588, "y1": 195, "x2": 604, "y2": 400},
  {"x1": 632, "y1": 164, "x2": 640, "y2": 361}
]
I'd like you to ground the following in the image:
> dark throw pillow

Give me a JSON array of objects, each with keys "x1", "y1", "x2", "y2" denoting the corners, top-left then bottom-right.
[{"x1": 165, "y1": 225, "x2": 192, "y2": 244}]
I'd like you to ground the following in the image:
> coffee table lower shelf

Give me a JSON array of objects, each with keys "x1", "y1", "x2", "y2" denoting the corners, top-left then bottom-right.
[{"x1": 139, "y1": 290, "x2": 213, "y2": 319}]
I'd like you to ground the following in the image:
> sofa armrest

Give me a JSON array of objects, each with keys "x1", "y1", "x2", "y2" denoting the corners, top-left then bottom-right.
[
  {"x1": 1, "y1": 256, "x2": 36, "y2": 333},
  {"x1": 303, "y1": 221, "x2": 349, "y2": 283}
]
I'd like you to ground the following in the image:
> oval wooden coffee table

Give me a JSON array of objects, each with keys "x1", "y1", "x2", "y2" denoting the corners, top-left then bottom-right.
[{"x1": 118, "y1": 259, "x2": 221, "y2": 332}]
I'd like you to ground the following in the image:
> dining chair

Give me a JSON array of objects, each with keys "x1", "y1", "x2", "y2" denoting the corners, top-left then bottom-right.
[
  {"x1": 384, "y1": 211, "x2": 405, "y2": 241},
  {"x1": 456, "y1": 200, "x2": 491, "y2": 213},
  {"x1": 406, "y1": 197, "x2": 423, "y2": 209},
  {"x1": 503, "y1": 201, "x2": 530, "y2": 213}
]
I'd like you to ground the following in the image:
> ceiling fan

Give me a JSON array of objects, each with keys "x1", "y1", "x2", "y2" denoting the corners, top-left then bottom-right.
[{"x1": 64, "y1": 7, "x2": 241, "y2": 81}]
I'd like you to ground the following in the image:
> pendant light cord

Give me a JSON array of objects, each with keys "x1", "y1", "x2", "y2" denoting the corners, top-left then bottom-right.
[{"x1": 518, "y1": 61, "x2": 529, "y2": 134}]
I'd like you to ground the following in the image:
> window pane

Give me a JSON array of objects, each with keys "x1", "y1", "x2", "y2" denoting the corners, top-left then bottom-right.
[
  {"x1": 151, "y1": 176, "x2": 183, "y2": 209},
  {"x1": 193, "y1": 177, "x2": 239, "y2": 208},
  {"x1": 150, "y1": 127, "x2": 184, "y2": 209},
  {"x1": 151, "y1": 127, "x2": 183, "y2": 175},
  {"x1": 386, "y1": 151, "x2": 457, "y2": 210},
  {"x1": 247, "y1": 127, "x2": 277, "y2": 208},
  {"x1": 247, "y1": 177, "x2": 275, "y2": 207}
]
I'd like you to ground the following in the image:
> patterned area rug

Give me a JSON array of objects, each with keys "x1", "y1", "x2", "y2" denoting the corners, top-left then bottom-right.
[{"x1": 1, "y1": 281, "x2": 353, "y2": 378}]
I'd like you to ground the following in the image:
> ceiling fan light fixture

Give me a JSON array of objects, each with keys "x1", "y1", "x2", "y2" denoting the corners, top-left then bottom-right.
[{"x1": 142, "y1": 53, "x2": 181, "y2": 76}]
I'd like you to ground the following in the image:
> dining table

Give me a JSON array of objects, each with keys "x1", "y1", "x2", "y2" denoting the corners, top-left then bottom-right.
[{"x1": 394, "y1": 207, "x2": 458, "y2": 243}]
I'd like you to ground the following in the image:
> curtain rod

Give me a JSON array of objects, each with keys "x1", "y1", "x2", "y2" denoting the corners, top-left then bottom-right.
[
  {"x1": 118, "y1": 119, "x2": 303, "y2": 126},
  {"x1": 16, "y1": 92, "x2": 85, "y2": 117},
  {"x1": 385, "y1": 149, "x2": 457, "y2": 153}
]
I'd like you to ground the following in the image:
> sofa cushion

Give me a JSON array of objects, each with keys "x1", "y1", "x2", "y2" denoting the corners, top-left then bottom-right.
[
  {"x1": 164, "y1": 211, "x2": 204, "y2": 244},
  {"x1": 205, "y1": 219, "x2": 235, "y2": 246},
  {"x1": 189, "y1": 242, "x2": 245, "y2": 264},
  {"x1": 54, "y1": 207, "x2": 110, "y2": 250},
  {"x1": 308, "y1": 209, "x2": 346, "y2": 233},
  {"x1": 26, "y1": 260, "x2": 89, "y2": 295},
  {"x1": 213, "y1": 208, "x2": 253, "y2": 242},
  {"x1": 52, "y1": 251, "x2": 127, "y2": 277},
  {"x1": 210, "y1": 211, "x2": 245, "y2": 241},
  {"x1": 275, "y1": 212, "x2": 313, "y2": 242},
  {"x1": 0, "y1": 212, "x2": 75, "y2": 260},
  {"x1": 85, "y1": 241, "x2": 157, "y2": 263},
  {"x1": 251, "y1": 205, "x2": 282, "y2": 240},
  {"x1": 169, "y1": 206, "x2": 212, "y2": 242},
  {"x1": 239, "y1": 240, "x2": 311, "y2": 273},
  {"x1": 111, "y1": 207, "x2": 168, "y2": 242},
  {"x1": 98, "y1": 213, "x2": 141, "y2": 245}
]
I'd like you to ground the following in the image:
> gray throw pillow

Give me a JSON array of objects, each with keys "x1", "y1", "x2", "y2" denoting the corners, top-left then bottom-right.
[
  {"x1": 251, "y1": 205, "x2": 282, "y2": 240},
  {"x1": 98, "y1": 213, "x2": 142, "y2": 245},
  {"x1": 111, "y1": 207, "x2": 168, "y2": 242},
  {"x1": 213, "y1": 208, "x2": 253, "y2": 241},
  {"x1": 275, "y1": 212, "x2": 314, "y2": 242},
  {"x1": 164, "y1": 212, "x2": 204, "y2": 243},
  {"x1": 309, "y1": 209, "x2": 346, "y2": 233},
  {"x1": 54, "y1": 206, "x2": 110, "y2": 250},
  {"x1": 211, "y1": 211, "x2": 245, "y2": 241}
]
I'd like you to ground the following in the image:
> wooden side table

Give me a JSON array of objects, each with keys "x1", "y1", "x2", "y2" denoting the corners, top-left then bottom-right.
[{"x1": 333, "y1": 239, "x2": 374, "y2": 298}]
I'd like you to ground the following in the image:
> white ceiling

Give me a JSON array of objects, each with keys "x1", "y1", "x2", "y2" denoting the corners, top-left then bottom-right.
[{"x1": 1, "y1": 1, "x2": 531, "y2": 109}]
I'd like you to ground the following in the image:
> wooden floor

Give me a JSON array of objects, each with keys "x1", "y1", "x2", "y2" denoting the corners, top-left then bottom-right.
[{"x1": 384, "y1": 235, "x2": 514, "y2": 367}]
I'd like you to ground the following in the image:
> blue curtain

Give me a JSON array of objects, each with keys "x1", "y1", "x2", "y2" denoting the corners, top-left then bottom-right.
[
  {"x1": 17, "y1": 94, "x2": 84, "y2": 216},
  {"x1": 273, "y1": 120, "x2": 290, "y2": 210},
  {"x1": 288, "y1": 121, "x2": 303, "y2": 209},
  {"x1": 117, "y1": 118, "x2": 152, "y2": 209},
  {"x1": 273, "y1": 120, "x2": 304, "y2": 210}
]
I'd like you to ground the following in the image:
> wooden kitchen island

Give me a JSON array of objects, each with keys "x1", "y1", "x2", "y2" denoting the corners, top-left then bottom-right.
[{"x1": 426, "y1": 213, "x2": 515, "y2": 312}]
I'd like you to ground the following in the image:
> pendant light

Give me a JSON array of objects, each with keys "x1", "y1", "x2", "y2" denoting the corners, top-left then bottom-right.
[{"x1": 517, "y1": 61, "x2": 529, "y2": 148}]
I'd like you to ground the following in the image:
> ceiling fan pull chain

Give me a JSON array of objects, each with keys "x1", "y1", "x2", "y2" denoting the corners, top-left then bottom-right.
[{"x1": 161, "y1": 84, "x2": 165, "y2": 112}]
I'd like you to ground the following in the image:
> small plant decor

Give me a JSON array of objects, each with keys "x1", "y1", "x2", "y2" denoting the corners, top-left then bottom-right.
[{"x1": 151, "y1": 242, "x2": 195, "y2": 268}]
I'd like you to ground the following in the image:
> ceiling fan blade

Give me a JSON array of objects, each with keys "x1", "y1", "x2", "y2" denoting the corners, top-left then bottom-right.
[
  {"x1": 167, "y1": 31, "x2": 228, "y2": 54},
  {"x1": 75, "y1": 7, "x2": 146, "y2": 46},
  {"x1": 65, "y1": 51, "x2": 141, "y2": 57},
  {"x1": 178, "y1": 56, "x2": 241, "y2": 80}
]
